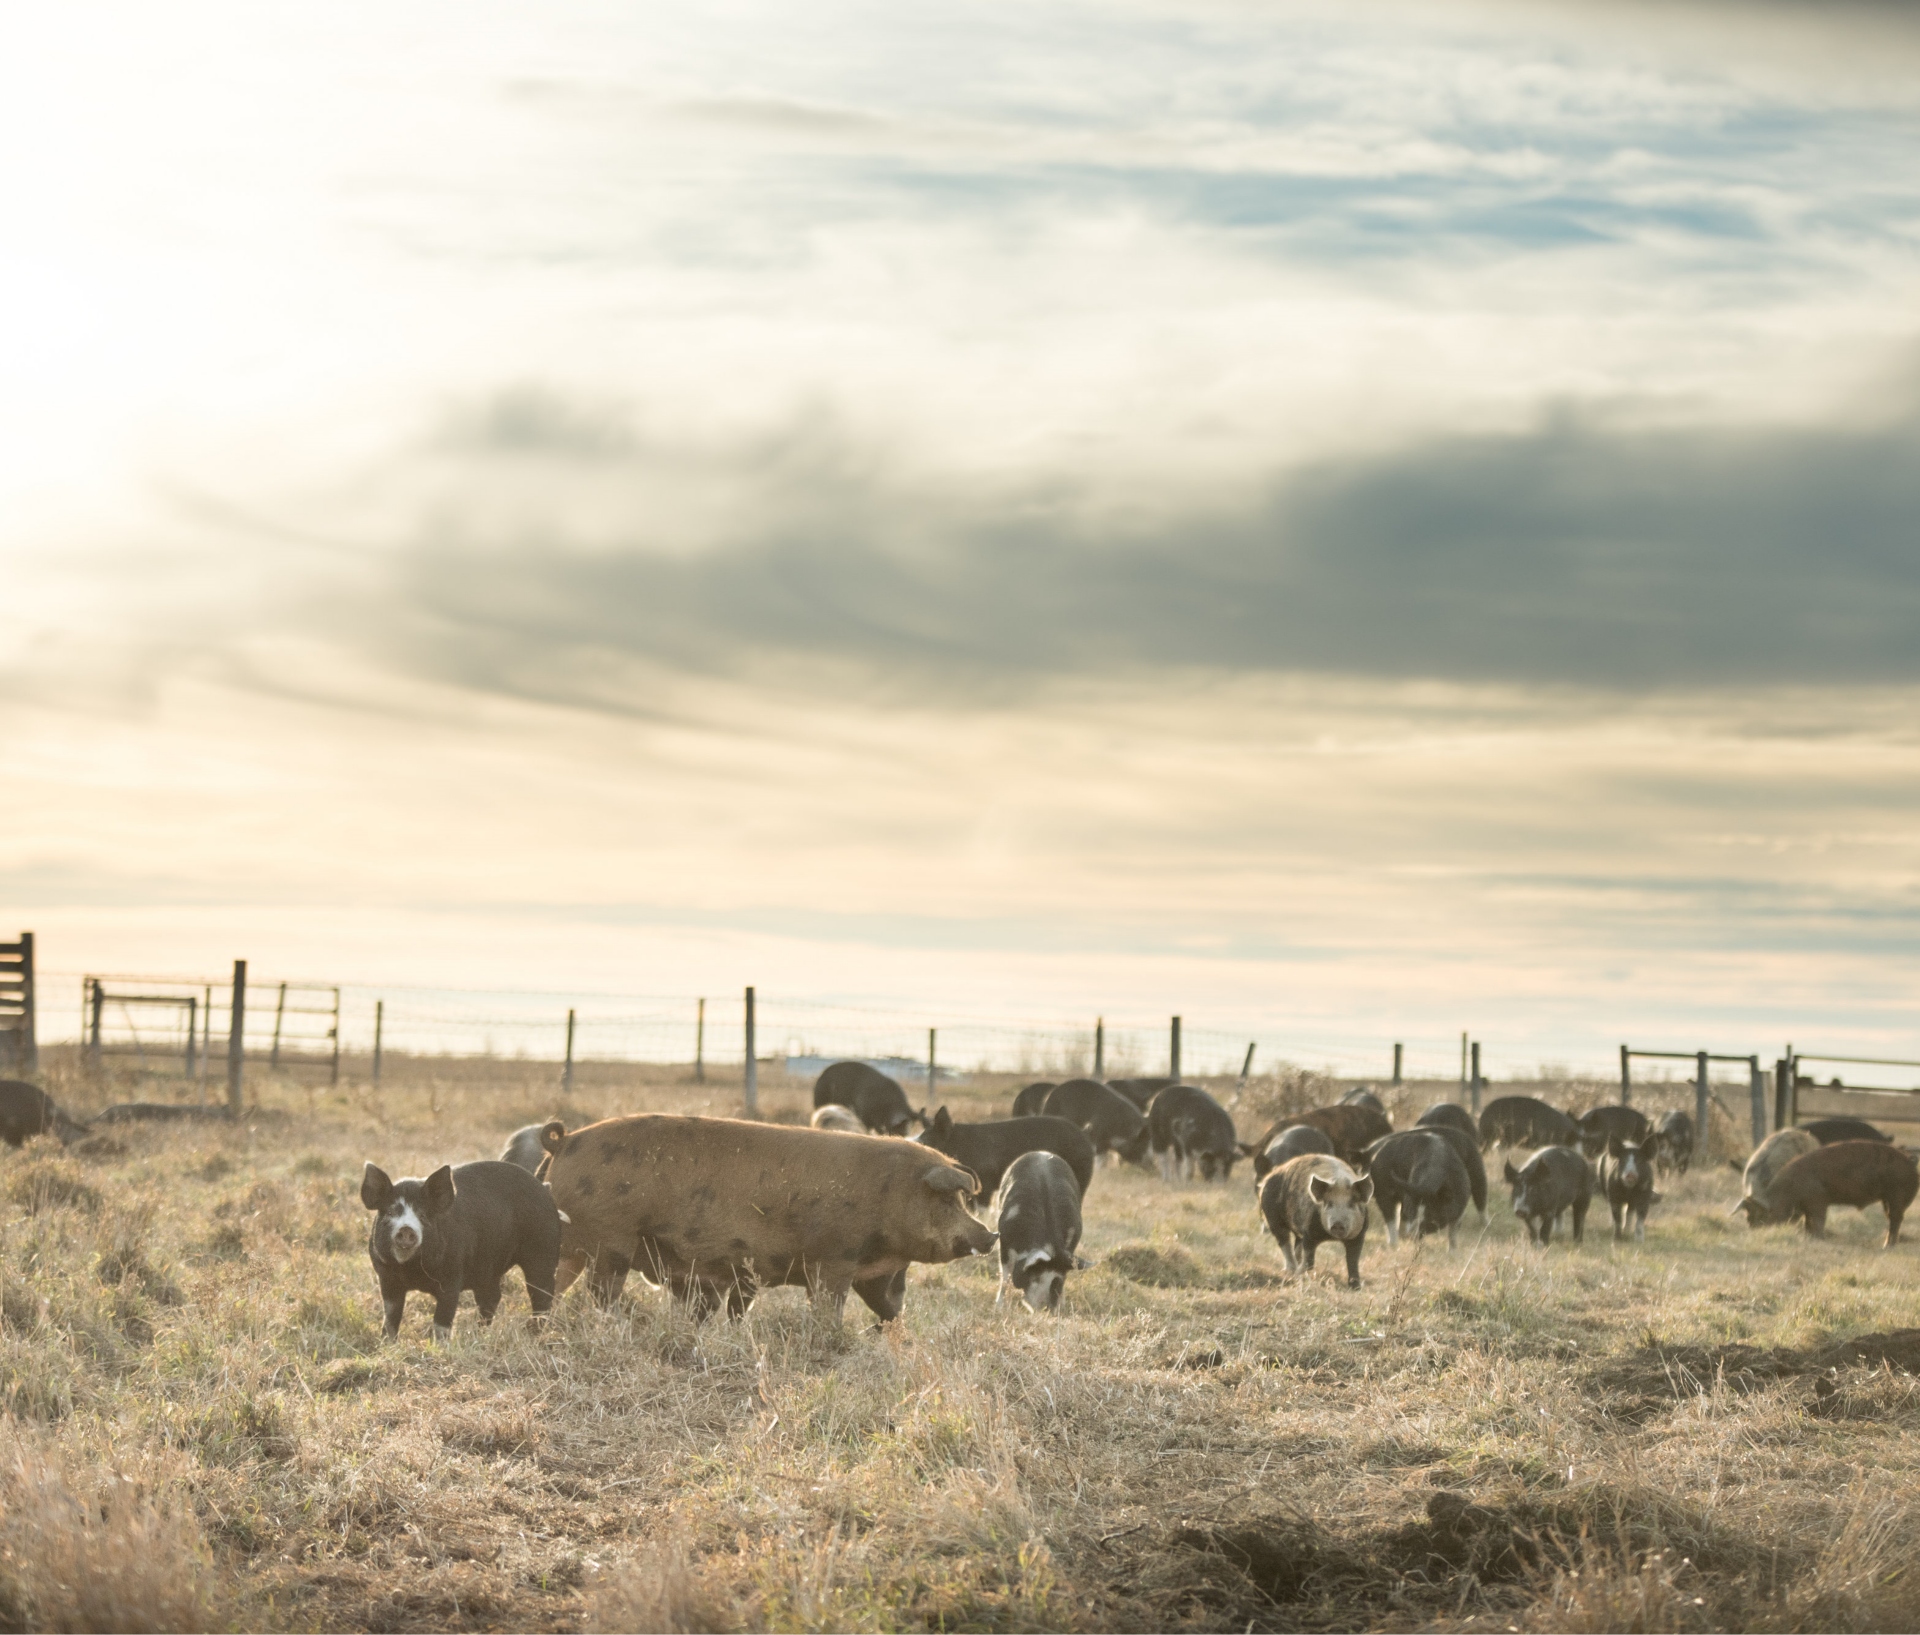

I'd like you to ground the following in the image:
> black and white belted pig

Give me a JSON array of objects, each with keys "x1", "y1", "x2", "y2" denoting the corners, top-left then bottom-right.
[
  {"x1": 1600, "y1": 1137, "x2": 1661, "y2": 1243},
  {"x1": 1260, "y1": 1153, "x2": 1373, "y2": 1288},
  {"x1": 992, "y1": 1150, "x2": 1083, "y2": 1313},
  {"x1": 361, "y1": 1159, "x2": 564, "y2": 1340}
]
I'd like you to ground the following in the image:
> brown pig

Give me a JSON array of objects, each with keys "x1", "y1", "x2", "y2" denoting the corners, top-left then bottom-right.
[
  {"x1": 1763, "y1": 1139, "x2": 1919, "y2": 1247},
  {"x1": 541, "y1": 1114, "x2": 996, "y2": 1323}
]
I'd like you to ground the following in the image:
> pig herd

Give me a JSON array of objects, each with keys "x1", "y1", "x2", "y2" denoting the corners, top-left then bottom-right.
[{"x1": 5, "y1": 1071, "x2": 1915, "y2": 1345}]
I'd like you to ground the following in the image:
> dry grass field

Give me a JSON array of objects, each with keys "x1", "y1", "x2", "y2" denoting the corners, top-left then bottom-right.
[{"x1": 3, "y1": 1050, "x2": 1919, "y2": 1633}]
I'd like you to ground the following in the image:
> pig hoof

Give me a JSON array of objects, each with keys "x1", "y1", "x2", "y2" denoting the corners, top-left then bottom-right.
[{"x1": 433, "y1": 1324, "x2": 452, "y2": 1343}]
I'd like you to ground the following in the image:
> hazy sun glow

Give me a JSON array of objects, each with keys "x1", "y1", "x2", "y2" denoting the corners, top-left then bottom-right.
[{"x1": 5, "y1": 1, "x2": 1920, "y2": 1074}]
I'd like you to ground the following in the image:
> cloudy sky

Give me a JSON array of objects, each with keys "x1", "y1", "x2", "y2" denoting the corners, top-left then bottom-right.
[{"x1": 4, "y1": 1, "x2": 1919, "y2": 1073}]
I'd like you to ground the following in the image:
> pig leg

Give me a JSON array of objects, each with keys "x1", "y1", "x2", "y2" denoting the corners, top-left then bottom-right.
[
  {"x1": 1886, "y1": 1199, "x2": 1906, "y2": 1249},
  {"x1": 588, "y1": 1250, "x2": 632, "y2": 1305},
  {"x1": 522, "y1": 1252, "x2": 559, "y2": 1320},
  {"x1": 1803, "y1": 1203, "x2": 1829, "y2": 1238},
  {"x1": 1571, "y1": 1197, "x2": 1589, "y2": 1244},
  {"x1": 1383, "y1": 1200, "x2": 1400, "y2": 1248},
  {"x1": 1342, "y1": 1237, "x2": 1363, "y2": 1289},
  {"x1": 552, "y1": 1251, "x2": 589, "y2": 1297},
  {"x1": 376, "y1": 1267, "x2": 409, "y2": 1339},
  {"x1": 1633, "y1": 1207, "x2": 1647, "y2": 1244},
  {"x1": 431, "y1": 1287, "x2": 460, "y2": 1342},
  {"x1": 472, "y1": 1276, "x2": 503, "y2": 1325},
  {"x1": 1537, "y1": 1214, "x2": 1555, "y2": 1246},
  {"x1": 855, "y1": 1268, "x2": 907, "y2": 1322}
]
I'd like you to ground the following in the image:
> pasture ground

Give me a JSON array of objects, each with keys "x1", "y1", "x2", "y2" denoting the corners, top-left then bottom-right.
[{"x1": 2, "y1": 1052, "x2": 1919, "y2": 1632}]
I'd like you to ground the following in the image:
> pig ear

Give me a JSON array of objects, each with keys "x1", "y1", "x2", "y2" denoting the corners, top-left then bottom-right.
[
  {"x1": 361, "y1": 1163, "x2": 393, "y2": 1210},
  {"x1": 1352, "y1": 1175, "x2": 1374, "y2": 1204},
  {"x1": 930, "y1": 1107, "x2": 952, "y2": 1135},
  {"x1": 422, "y1": 1165, "x2": 457, "y2": 1215},
  {"x1": 540, "y1": 1120, "x2": 567, "y2": 1154},
  {"x1": 1308, "y1": 1174, "x2": 1331, "y2": 1203},
  {"x1": 923, "y1": 1164, "x2": 976, "y2": 1196},
  {"x1": 1503, "y1": 1161, "x2": 1521, "y2": 1184}
]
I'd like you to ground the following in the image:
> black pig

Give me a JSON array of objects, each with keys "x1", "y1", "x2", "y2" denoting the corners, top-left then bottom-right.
[
  {"x1": 1803, "y1": 1118, "x2": 1891, "y2": 1146},
  {"x1": 1010, "y1": 1082, "x2": 1055, "y2": 1118},
  {"x1": 1146, "y1": 1084, "x2": 1241, "y2": 1181},
  {"x1": 362, "y1": 1159, "x2": 563, "y2": 1340},
  {"x1": 1361, "y1": 1130, "x2": 1471, "y2": 1248},
  {"x1": 1042, "y1": 1079, "x2": 1150, "y2": 1165},
  {"x1": 1504, "y1": 1146, "x2": 1593, "y2": 1246},
  {"x1": 1417, "y1": 1103, "x2": 1478, "y2": 1141},
  {"x1": 1574, "y1": 1104, "x2": 1651, "y2": 1159},
  {"x1": 1654, "y1": 1110, "x2": 1694, "y2": 1174},
  {"x1": 0, "y1": 1080, "x2": 87, "y2": 1148},
  {"x1": 811, "y1": 1061, "x2": 923, "y2": 1136},
  {"x1": 918, "y1": 1110, "x2": 1095, "y2": 1202},
  {"x1": 1250, "y1": 1123, "x2": 1335, "y2": 1183},
  {"x1": 1480, "y1": 1096, "x2": 1578, "y2": 1152}
]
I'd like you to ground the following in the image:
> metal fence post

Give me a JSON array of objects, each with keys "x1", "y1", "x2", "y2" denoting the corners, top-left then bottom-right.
[
  {"x1": 226, "y1": 959, "x2": 247, "y2": 1114},
  {"x1": 1094, "y1": 1018, "x2": 1104, "y2": 1079},
  {"x1": 563, "y1": 1008, "x2": 575, "y2": 1096},
  {"x1": 1469, "y1": 1040, "x2": 1483, "y2": 1115},
  {"x1": 1392, "y1": 1042, "x2": 1402, "y2": 1086},
  {"x1": 372, "y1": 1000, "x2": 385, "y2": 1086},
  {"x1": 928, "y1": 1027, "x2": 937, "y2": 1099},
  {"x1": 1619, "y1": 1043, "x2": 1631, "y2": 1106},
  {"x1": 695, "y1": 997, "x2": 706, "y2": 1082},
  {"x1": 743, "y1": 986, "x2": 757, "y2": 1116},
  {"x1": 1170, "y1": 1015, "x2": 1181, "y2": 1081},
  {"x1": 1748, "y1": 1055, "x2": 1765, "y2": 1148},
  {"x1": 1694, "y1": 1050, "x2": 1709, "y2": 1163},
  {"x1": 1239, "y1": 1042, "x2": 1256, "y2": 1087},
  {"x1": 1774, "y1": 1056, "x2": 1793, "y2": 1131},
  {"x1": 270, "y1": 982, "x2": 287, "y2": 1072}
]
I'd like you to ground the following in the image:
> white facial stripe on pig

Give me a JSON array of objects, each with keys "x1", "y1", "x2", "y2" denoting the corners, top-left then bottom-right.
[
  {"x1": 385, "y1": 1199, "x2": 424, "y2": 1261},
  {"x1": 1010, "y1": 1247, "x2": 1056, "y2": 1277}
]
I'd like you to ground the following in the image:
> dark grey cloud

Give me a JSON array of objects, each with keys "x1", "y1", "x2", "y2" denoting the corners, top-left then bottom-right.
[{"x1": 326, "y1": 382, "x2": 1920, "y2": 711}]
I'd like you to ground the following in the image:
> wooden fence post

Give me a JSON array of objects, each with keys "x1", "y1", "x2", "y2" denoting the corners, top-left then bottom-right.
[
  {"x1": 928, "y1": 1028, "x2": 937, "y2": 1099},
  {"x1": 1774, "y1": 1056, "x2": 1792, "y2": 1132},
  {"x1": 1470, "y1": 1040, "x2": 1483, "y2": 1115},
  {"x1": 563, "y1": 1009, "x2": 575, "y2": 1096},
  {"x1": 1459, "y1": 1031, "x2": 1468, "y2": 1104},
  {"x1": 372, "y1": 1000, "x2": 385, "y2": 1086},
  {"x1": 270, "y1": 982, "x2": 287, "y2": 1071},
  {"x1": 226, "y1": 960, "x2": 247, "y2": 1114},
  {"x1": 1094, "y1": 1018, "x2": 1104, "y2": 1080},
  {"x1": 743, "y1": 987, "x2": 758, "y2": 1116},
  {"x1": 88, "y1": 979, "x2": 104, "y2": 1068},
  {"x1": 184, "y1": 996, "x2": 198, "y2": 1079},
  {"x1": 695, "y1": 997, "x2": 706, "y2": 1083},
  {"x1": 1748, "y1": 1055, "x2": 1765, "y2": 1148},
  {"x1": 1392, "y1": 1042, "x2": 1402, "y2": 1086},
  {"x1": 1694, "y1": 1050, "x2": 1709, "y2": 1163},
  {"x1": 1619, "y1": 1044, "x2": 1631, "y2": 1106},
  {"x1": 1170, "y1": 1016, "x2": 1181, "y2": 1081}
]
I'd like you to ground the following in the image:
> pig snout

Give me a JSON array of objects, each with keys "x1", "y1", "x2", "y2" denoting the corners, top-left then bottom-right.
[
  {"x1": 1023, "y1": 1269, "x2": 1064, "y2": 1312},
  {"x1": 382, "y1": 1201, "x2": 425, "y2": 1262}
]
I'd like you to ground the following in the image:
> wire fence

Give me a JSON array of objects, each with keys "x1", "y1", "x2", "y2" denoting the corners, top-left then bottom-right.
[{"x1": 32, "y1": 967, "x2": 1748, "y2": 1089}]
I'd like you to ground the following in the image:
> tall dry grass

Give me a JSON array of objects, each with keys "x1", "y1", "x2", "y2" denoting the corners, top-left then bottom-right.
[{"x1": 0, "y1": 1045, "x2": 1915, "y2": 1629}]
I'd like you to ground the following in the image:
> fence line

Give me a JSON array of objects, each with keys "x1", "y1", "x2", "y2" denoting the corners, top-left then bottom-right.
[{"x1": 38, "y1": 967, "x2": 1767, "y2": 1086}]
